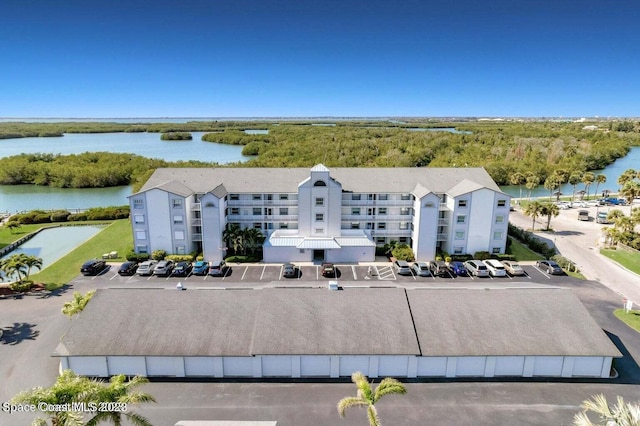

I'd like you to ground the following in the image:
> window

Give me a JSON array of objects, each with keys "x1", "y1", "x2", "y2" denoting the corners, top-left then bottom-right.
[
  {"x1": 398, "y1": 237, "x2": 408, "y2": 243},
  {"x1": 453, "y1": 247, "x2": 463, "y2": 254},
  {"x1": 456, "y1": 215, "x2": 466, "y2": 224},
  {"x1": 399, "y1": 222, "x2": 409, "y2": 230},
  {"x1": 172, "y1": 199, "x2": 183, "y2": 209},
  {"x1": 455, "y1": 231, "x2": 465, "y2": 240},
  {"x1": 279, "y1": 223, "x2": 288, "y2": 229},
  {"x1": 315, "y1": 228, "x2": 324, "y2": 234},
  {"x1": 352, "y1": 207, "x2": 361, "y2": 215},
  {"x1": 264, "y1": 208, "x2": 272, "y2": 216},
  {"x1": 493, "y1": 231, "x2": 503, "y2": 240},
  {"x1": 133, "y1": 199, "x2": 143, "y2": 209},
  {"x1": 266, "y1": 194, "x2": 273, "y2": 201},
  {"x1": 280, "y1": 207, "x2": 289, "y2": 215},
  {"x1": 440, "y1": 194, "x2": 448, "y2": 204},
  {"x1": 401, "y1": 194, "x2": 411, "y2": 201},
  {"x1": 424, "y1": 202, "x2": 435, "y2": 207},
  {"x1": 253, "y1": 223, "x2": 262, "y2": 229},
  {"x1": 230, "y1": 207, "x2": 240, "y2": 215},
  {"x1": 229, "y1": 194, "x2": 239, "y2": 200},
  {"x1": 279, "y1": 194, "x2": 289, "y2": 200},
  {"x1": 366, "y1": 222, "x2": 374, "y2": 229},
  {"x1": 299, "y1": 249, "x2": 305, "y2": 254},
  {"x1": 378, "y1": 207, "x2": 387, "y2": 215},
  {"x1": 367, "y1": 194, "x2": 375, "y2": 200},
  {"x1": 351, "y1": 222, "x2": 360, "y2": 229},
  {"x1": 313, "y1": 180, "x2": 326, "y2": 187},
  {"x1": 458, "y1": 199, "x2": 468, "y2": 208},
  {"x1": 400, "y1": 207, "x2": 411, "y2": 215},
  {"x1": 176, "y1": 245, "x2": 186, "y2": 255},
  {"x1": 315, "y1": 197, "x2": 324, "y2": 206},
  {"x1": 352, "y1": 194, "x2": 361, "y2": 200},
  {"x1": 316, "y1": 213, "x2": 324, "y2": 221},
  {"x1": 135, "y1": 231, "x2": 147, "y2": 240},
  {"x1": 492, "y1": 247, "x2": 501, "y2": 254},
  {"x1": 376, "y1": 237, "x2": 386, "y2": 244},
  {"x1": 173, "y1": 215, "x2": 183, "y2": 224},
  {"x1": 133, "y1": 214, "x2": 144, "y2": 224},
  {"x1": 136, "y1": 245, "x2": 148, "y2": 254},
  {"x1": 378, "y1": 222, "x2": 386, "y2": 229},
  {"x1": 253, "y1": 208, "x2": 261, "y2": 215},
  {"x1": 495, "y1": 215, "x2": 505, "y2": 223},
  {"x1": 252, "y1": 194, "x2": 261, "y2": 200},
  {"x1": 498, "y1": 199, "x2": 507, "y2": 207},
  {"x1": 174, "y1": 231, "x2": 185, "y2": 240},
  {"x1": 378, "y1": 194, "x2": 388, "y2": 201}
]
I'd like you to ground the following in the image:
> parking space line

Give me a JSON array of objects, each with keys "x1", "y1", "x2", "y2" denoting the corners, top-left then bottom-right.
[
  {"x1": 279, "y1": 265, "x2": 283, "y2": 280},
  {"x1": 316, "y1": 266, "x2": 319, "y2": 280},
  {"x1": 533, "y1": 267, "x2": 552, "y2": 280},
  {"x1": 260, "y1": 265, "x2": 266, "y2": 280},
  {"x1": 221, "y1": 267, "x2": 232, "y2": 280},
  {"x1": 352, "y1": 266, "x2": 357, "y2": 280},
  {"x1": 241, "y1": 266, "x2": 248, "y2": 281},
  {"x1": 109, "y1": 273, "x2": 118, "y2": 280}
]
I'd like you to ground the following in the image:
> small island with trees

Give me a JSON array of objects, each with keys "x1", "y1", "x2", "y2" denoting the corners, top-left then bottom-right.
[{"x1": 160, "y1": 132, "x2": 192, "y2": 141}]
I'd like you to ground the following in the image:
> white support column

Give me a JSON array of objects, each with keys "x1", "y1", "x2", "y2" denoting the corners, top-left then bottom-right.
[
  {"x1": 368, "y1": 357, "x2": 379, "y2": 378},
  {"x1": 330, "y1": 356, "x2": 340, "y2": 378},
  {"x1": 175, "y1": 357, "x2": 185, "y2": 378},
  {"x1": 407, "y1": 357, "x2": 418, "y2": 378},
  {"x1": 445, "y1": 357, "x2": 457, "y2": 378},
  {"x1": 600, "y1": 357, "x2": 612, "y2": 378},
  {"x1": 291, "y1": 356, "x2": 301, "y2": 378},
  {"x1": 523, "y1": 356, "x2": 535, "y2": 377},
  {"x1": 252, "y1": 356, "x2": 262, "y2": 378},
  {"x1": 561, "y1": 357, "x2": 574, "y2": 378},
  {"x1": 213, "y1": 357, "x2": 223, "y2": 378},
  {"x1": 484, "y1": 356, "x2": 496, "y2": 378}
]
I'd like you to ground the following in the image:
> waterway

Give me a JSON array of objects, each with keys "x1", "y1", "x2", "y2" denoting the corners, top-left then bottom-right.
[
  {"x1": 0, "y1": 225, "x2": 105, "y2": 279},
  {"x1": 500, "y1": 146, "x2": 640, "y2": 199}
]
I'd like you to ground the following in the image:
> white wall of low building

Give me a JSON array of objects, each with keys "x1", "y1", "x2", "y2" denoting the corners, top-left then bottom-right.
[
  {"x1": 60, "y1": 354, "x2": 613, "y2": 379},
  {"x1": 325, "y1": 246, "x2": 374, "y2": 263},
  {"x1": 263, "y1": 246, "x2": 310, "y2": 263}
]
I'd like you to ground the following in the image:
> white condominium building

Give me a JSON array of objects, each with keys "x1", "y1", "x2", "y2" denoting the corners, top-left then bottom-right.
[{"x1": 128, "y1": 164, "x2": 510, "y2": 262}]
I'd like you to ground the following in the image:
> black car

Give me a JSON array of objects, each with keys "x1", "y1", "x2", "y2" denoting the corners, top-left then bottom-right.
[
  {"x1": 117, "y1": 261, "x2": 138, "y2": 276},
  {"x1": 321, "y1": 262, "x2": 335, "y2": 277},
  {"x1": 172, "y1": 261, "x2": 193, "y2": 277},
  {"x1": 81, "y1": 259, "x2": 106, "y2": 276}
]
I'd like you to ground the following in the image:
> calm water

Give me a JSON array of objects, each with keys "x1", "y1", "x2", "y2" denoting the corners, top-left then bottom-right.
[
  {"x1": 0, "y1": 132, "x2": 251, "y2": 163},
  {"x1": 500, "y1": 146, "x2": 640, "y2": 199},
  {"x1": 0, "y1": 225, "x2": 105, "y2": 279}
]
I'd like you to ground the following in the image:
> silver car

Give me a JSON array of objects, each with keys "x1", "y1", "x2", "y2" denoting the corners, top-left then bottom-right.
[
  {"x1": 411, "y1": 262, "x2": 432, "y2": 277},
  {"x1": 464, "y1": 260, "x2": 490, "y2": 277},
  {"x1": 137, "y1": 260, "x2": 158, "y2": 276}
]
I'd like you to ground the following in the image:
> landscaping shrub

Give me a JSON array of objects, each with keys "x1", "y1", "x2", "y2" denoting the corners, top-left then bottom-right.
[
  {"x1": 50, "y1": 210, "x2": 70, "y2": 222},
  {"x1": 67, "y1": 212, "x2": 88, "y2": 221},
  {"x1": 225, "y1": 254, "x2": 261, "y2": 263},
  {"x1": 551, "y1": 254, "x2": 580, "y2": 273},
  {"x1": 126, "y1": 251, "x2": 150, "y2": 262},
  {"x1": 165, "y1": 254, "x2": 195, "y2": 262},
  {"x1": 151, "y1": 250, "x2": 167, "y2": 260},
  {"x1": 10, "y1": 280, "x2": 33, "y2": 293},
  {"x1": 84, "y1": 206, "x2": 130, "y2": 220},
  {"x1": 391, "y1": 244, "x2": 415, "y2": 261},
  {"x1": 473, "y1": 251, "x2": 491, "y2": 260}
]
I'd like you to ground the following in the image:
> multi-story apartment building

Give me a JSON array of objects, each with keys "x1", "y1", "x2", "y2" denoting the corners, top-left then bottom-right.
[{"x1": 128, "y1": 164, "x2": 510, "y2": 262}]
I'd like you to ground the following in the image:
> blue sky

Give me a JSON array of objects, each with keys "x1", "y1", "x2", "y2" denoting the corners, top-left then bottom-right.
[{"x1": 1, "y1": 0, "x2": 639, "y2": 118}]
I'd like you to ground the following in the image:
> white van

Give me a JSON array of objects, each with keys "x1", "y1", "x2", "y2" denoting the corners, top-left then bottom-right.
[{"x1": 484, "y1": 259, "x2": 507, "y2": 277}]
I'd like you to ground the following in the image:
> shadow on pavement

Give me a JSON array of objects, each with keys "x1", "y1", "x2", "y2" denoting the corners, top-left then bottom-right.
[
  {"x1": 39, "y1": 284, "x2": 73, "y2": 298},
  {"x1": 0, "y1": 322, "x2": 40, "y2": 345},
  {"x1": 605, "y1": 330, "x2": 640, "y2": 384}
]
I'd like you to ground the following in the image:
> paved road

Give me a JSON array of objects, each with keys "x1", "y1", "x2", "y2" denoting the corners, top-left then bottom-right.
[{"x1": 509, "y1": 204, "x2": 640, "y2": 305}]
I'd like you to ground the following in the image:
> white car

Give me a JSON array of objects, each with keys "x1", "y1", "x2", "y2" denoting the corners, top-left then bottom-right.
[
  {"x1": 484, "y1": 259, "x2": 507, "y2": 277},
  {"x1": 571, "y1": 201, "x2": 587, "y2": 208}
]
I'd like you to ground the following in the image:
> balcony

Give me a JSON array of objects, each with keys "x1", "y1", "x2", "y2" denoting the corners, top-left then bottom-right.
[
  {"x1": 227, "y1": 199, "x2": 298, "y2": 206},
  {"x1": 341, "y1": 199, "x2": 413, "y2": 206},
  {"x1": 437, "y1": 233, "x2": 449, "y2": 241},
  {"x1": 192, "y1": 233, "x2": 202, "y2": 241},
  {"x1": 369, "y1": 229, "x2": 412, "y2": 236},
  {"x1": 190, "y1": 203, "x2": 201, "y2": 211}
]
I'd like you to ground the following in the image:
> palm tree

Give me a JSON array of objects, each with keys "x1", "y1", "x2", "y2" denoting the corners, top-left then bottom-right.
[
  {"x1": 242, "y1": 227, "x2": 265, "y2": 255},
  {"x1": 582, "y1": 172, "x2": 596, "y2": 200},
  {"x1": 593, "y1": 173, "x2": 606, "y2": 199},
  {"x1": 544, "y1": 174, "x2": 562, "y2": 201},
  {"x1": 222, "y1": 224, "x2": 242, "y2": 254},
  {"x1": 525, "y1": 174, "x2": 540, "y2": 201},
  {"x1": 337, "y1": 371, "x2": 407, "y2": 426},
  {"x1": 618, "y1": 168, "x2": 638, "y2": 188},
  {"x1": 0, "y1": 254, "x2": 28, "y2": 282},
  {"x1": 509, "y1": 172, "x2": 526, "y2": 201},
  {"x1": 540, "y1": 202, "x2": 560, "y2": 230},
  {"x1": 620, "y1": 181, "x2": 640, "y2": 214},
  {"x1": 22, "y1": 254, "x2": 43, "y2": 280},
  {"x1": 573, "y1": 394, "x2": 640, "y2": 426},
  {"x1": 569, "y1": 173, "x2": 583, "y2": 202},
  {"x1": 62, "y1": 290, "x2": 96, "y2": 318},
  {"x1": 86, "y1": 374, "x2": 156, "y2": 426},
  {"x1": 524, "y1": 201, "x2": 543, "y2": 231}
]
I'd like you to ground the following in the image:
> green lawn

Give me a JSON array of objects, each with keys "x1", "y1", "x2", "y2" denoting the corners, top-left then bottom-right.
[
  {"x1": 614, "y1": 309, "x2": 640, "y2": 333},
  {"x1": 601, "y1": 249, "x2": 640, "y2": 275},
  {"x1": 30, "y1": 219, "x2": 132, "y2": 289},
  {"x1": 506, "y1": 237, "x2": 544, "y2": 261}
]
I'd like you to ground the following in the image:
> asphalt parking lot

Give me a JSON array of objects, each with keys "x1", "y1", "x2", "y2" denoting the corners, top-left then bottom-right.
[{"x1": 79, "y1": 261, "x2": 575, "y2": 289}]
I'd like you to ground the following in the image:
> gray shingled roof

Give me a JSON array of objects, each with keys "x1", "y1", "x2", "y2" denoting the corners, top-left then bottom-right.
[
  {"x1": 408, "y1": 288, "x2": 621, "y2": 357},
  {"x1": 133, "y1": 165, "x2": 505, "y2": 196},
  {"x1": 54, "y1": 288, "x2": 620, "y2": 359}
]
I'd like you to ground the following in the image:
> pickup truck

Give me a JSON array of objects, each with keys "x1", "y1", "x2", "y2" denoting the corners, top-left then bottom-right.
[
  {"x1": 578, "y1": 210, "x2": 589, "y2": 221},
  {"x1": 596, "y1": 211, "x2": 609, "y2": 224}
]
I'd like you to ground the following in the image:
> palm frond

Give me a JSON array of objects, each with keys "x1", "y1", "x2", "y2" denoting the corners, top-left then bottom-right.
[
  {"x1": 374, "y1": 378, "x2": 407, "y2": 402},
  {"x1": 367, "y1": 405, "x2": 381, "y2": 426},
  {"x1": 337, "y1": 397, "x2": 368, "y2": 417}
]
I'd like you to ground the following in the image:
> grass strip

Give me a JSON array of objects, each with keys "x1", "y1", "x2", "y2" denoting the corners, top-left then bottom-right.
[
  {"x1": 601, "y1": 249, "x2": 640, "y2": 275},
  {"x1": 614, "y1": 309, "x2": 640, "y2": 333}
]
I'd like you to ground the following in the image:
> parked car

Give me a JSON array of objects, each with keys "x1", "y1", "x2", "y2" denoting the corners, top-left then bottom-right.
[
  {"x1": 464, "y1": 260, "x2": 490, "y2": 277},
  {"x1": 502, "y1": 260, "x2": 525, "y2": 276},
  {"x1": 283, "y1": 263, "x2": 298, "y2": 278},
  {"x1": 136, "y1": 260, "x2": 158, "y2": 276},
  {"x1": 172, "y1": 261, "x2": 193, "y2": 277},
  {"x1": 208, "y1": 260, "x2": 228, "y2": 277},
  {"x1": 555, "y1": 201, "x2": 571, "y2": 210},
  {"x1": 602, "y1": 197, "x2": 623, "y2": 205},
  {"x1": 153, "y1": 260, "x2": 174, "y2": 276},
  {"x1": 578, "y1": 209, "x2": 589, "y2": 221},
  {"x1": 117, "y1": 261, "x2": 138, "y2": 276},
  {"x1": 536, "y1": 260, "x2": 563, "y2": 275},
  {"x1": 586, "y1": 200, "x2": 603, "y2": 207},
  {"x1": 411, "y1": 262, "x2": 432, "y2": 277},
  {"x1": 596, "y1": 211, "x2": 609, "y2": 224},
  {"x1": 429, "y1": 260, "x2": 449, "y2": 277},
  {"x1": 393, "y1": 259, "x2": 412, "y2": 275},
  {"x1": 571, "y1": 201, "x2": 587, "y2": 208},
  {"x1": 80, "y1": 259, "x2": 106, "y2": 276},
  {"x1": 321, "y1": 262, "x2": 335, "y2": 277},
  {"x1": 448, "y1": 261, "x2": 468, "y2": 276},
  {"x1": 484, "y1": 259, "x2": 507, "y2": 277},
  {"x1": 192, "y1": 260, "x2": 209, "y2": 275}
]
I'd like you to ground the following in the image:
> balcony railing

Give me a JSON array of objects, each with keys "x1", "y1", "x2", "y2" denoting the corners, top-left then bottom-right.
[{"x1": 190, "y1": 203, "x2": 201, "y2": 211}]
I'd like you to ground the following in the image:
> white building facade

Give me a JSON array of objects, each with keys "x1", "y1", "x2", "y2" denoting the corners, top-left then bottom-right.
[{"x1": 128, "y1": 165, "x2": 511, "y2": 262}]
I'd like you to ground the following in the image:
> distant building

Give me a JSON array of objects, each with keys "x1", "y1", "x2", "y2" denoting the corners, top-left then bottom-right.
[{"x1": 128, "y1": 164, "x2": 510, "y2": 262}]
